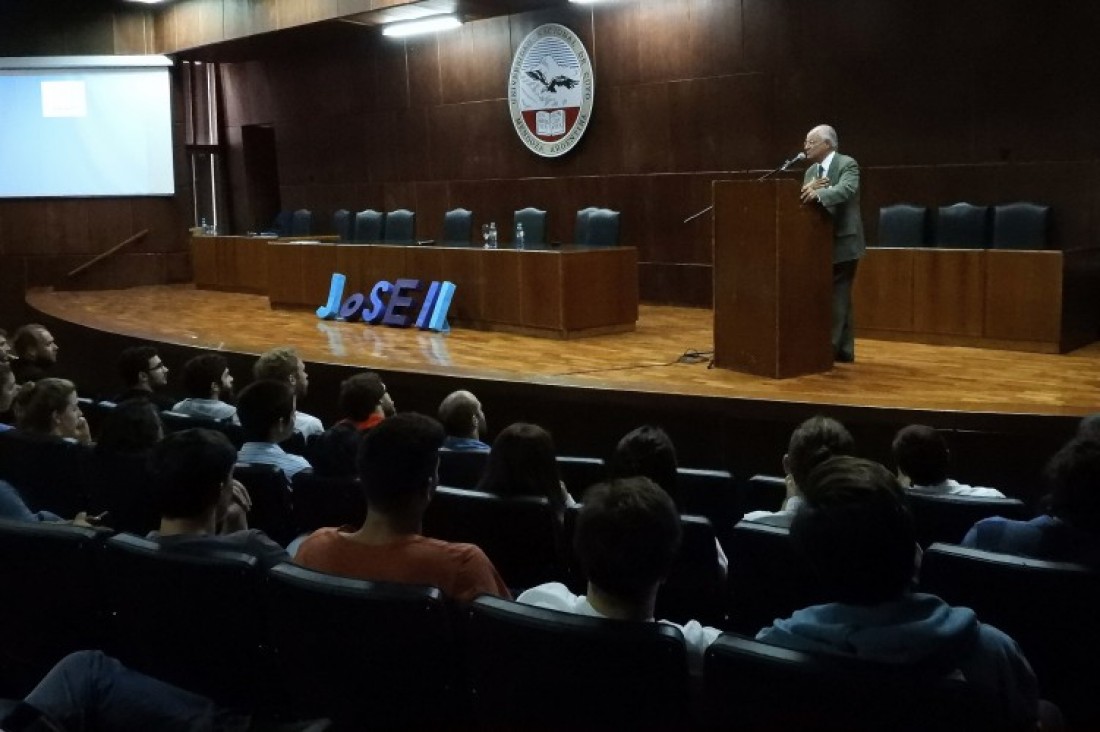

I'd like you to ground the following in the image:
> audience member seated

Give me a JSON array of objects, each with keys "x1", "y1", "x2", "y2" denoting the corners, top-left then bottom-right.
[
  {"x1": 295, "y1": 412, "x2": 509, "y2": 602},
  {"x1": 0, "y1": 479, "x2": 64, "y2": 523},
  {"x1": 893, "y1": 424, "x2": 1006, "y2": 498},
  {"x1": 741, "y1": 415, "x2": 854, "y2": 528},
  {"x1": 963, "y1": 437, "x2": 1100, "y2": 565},
  {"x1": 96, "y1": 398, "x2": 164, "y2": 454},
  {"x1": 438, "y1": 389, "x2": 490, "y2": 451},
  {"x1": 10, "y1": 324, "x2": 60, "y2": 385},
  {"x1": 607, "y1": 424, "x2": 728, "y2": 578},
  {"x1": 171, "y1": 353, "x2": 238, "y2": 424},
  {"x1": 518, "y1": 477, "x2": 720, "y2": 675},
  {"x1": 476, "y1": 422, "x2": 574, "y2": 521},
  {"x1": 0, "y1": 328, "x2": 12, "y2": 363},
  {"x1": 756, "y1": 456, "x2": 1040, "y2": 730},
  {"x1": 15, "y1": 378, "x2": 92, "y2": 445},
  {"x1": 0, "y1": 361, "x2": 15, "y2": 430},
  {"x1": 236, "y1": 380, "x2": 312, "y2": 481},
  {"x1": 113, "y1": 345, "x2": 176, "y2": 411},
  {"x1": 253, "y1": 347, "x2": 323, "y2": 439},
  {"x1": 147, "y1": 428, "x2": 290, "y2": 568},
  {"x1": 307, "y1": 371, "x2": 390, "y2": 477}
]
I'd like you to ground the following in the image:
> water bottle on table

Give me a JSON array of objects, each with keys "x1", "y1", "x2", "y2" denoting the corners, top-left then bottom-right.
[{"x1": 515, "y1": 222, "x2": 526, "y2": 249}]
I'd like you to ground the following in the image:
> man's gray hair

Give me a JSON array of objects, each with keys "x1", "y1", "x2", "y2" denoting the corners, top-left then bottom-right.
[{"x1": 814, "y1": 124, "x2": 839, "y2": 150}]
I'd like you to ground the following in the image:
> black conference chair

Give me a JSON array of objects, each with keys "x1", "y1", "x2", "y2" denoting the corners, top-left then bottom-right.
[
  {"x1": 290, "y1": 471, "x2": 365, "y2": 533},
  {"x1": 269, "y1": 210, "x2": 292, "y2": 236},
  {"x1": 290, "y1": 208, "x2": 313, "y2": 236},
  {"x1": 740, "y1": 473, "x2": 787, "y2": 515},
  {"x1": 704, "y1": 633, "x2": 994, "y2": 732},
  {"x1": 556, "y1": 455, "x2": 605, "y2": 498},
  {"x1": 382, "y1": 208, "x2": 416, "y2": 244},
  {"x1": 877, "y1": 203, "x2": 928, "y2": 247},
  {"x1": 465, "y1": 595, "x2": 690, "y2": 731},
  {"x1": 266, "y1": 564, "x2": 456, "y2": 730},
  {"x1": 935, "y1": 202, "x2": 990, "y2": 248},
  {"x1": 423, "y1": 486, "x2": 563, "y2": 590},
  {"x1": 442, "y1": 207, "x2": 473, "y2": 245},
  {"x1": 906, "y1": 492, "x2": 1028, "y2": 548},
  {"x1": 992, "y1": 202, "x2": 1050, "y2": 250},
  {"x1": 85, "y1": 449, "x2": 159, "y2": 536},
  {"x1": 725, "y1": 521, "x2": 826, "y2": 635},
  {"x1": 331, "y1": 208, "x2": 352, "y2": 242},
  {"x1": 0, "y1": 430, "x2": 92, "y2": 520},
  {"x1": 0, "y1": 520, "x2": 107, "y2": 694},
  {"x1": 673, "y1": 467, "x2": 739, "y2": 546},
  {"x1": 585, "y1": 208, "x2": 621, "y2": 246},
  {"x1": 574, "y1": 206, "x2": 598, "y2": 244},
  {"x1": 352, "y1": 208, "x2": 384, "y2": 243},
  {"x1": 437, "y1": 448, "x2": 489, "y2": 489},
  {"x1": 159, "y1": 410, "x2": 245, "y2": 447},
  {"x1": 233, "y1": 463, "x2": 297, "y2": 546},
  {"x1": 513, "y1": 207, "x2": 547, "y2": 246},
  {"x1": 919, "y1": 542, "x2": 1100, "y2": 727},
  {"x1": 101, "y1": 533, "x2": 274, "y2": 709}
]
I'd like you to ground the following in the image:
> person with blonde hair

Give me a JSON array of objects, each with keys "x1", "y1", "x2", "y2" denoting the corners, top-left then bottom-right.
[{"x1": 15, "y1": 377, "x2": 90, "y2": 445}]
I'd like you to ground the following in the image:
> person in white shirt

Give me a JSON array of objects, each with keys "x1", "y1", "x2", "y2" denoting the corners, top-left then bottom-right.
[
  {"x1": 518, "y1": 476, "x2": 720, "y2": 675},
  {"x1": 253, "y1": 346, "x2": 323, "y2": 439},
  {"x1": 171, "y1": 353, "x2": 238, "y2": 424},
  {"x1": 742, "y1": 416, "x2": 855, "y2": 528},
  {"x1": 892, "y1": 424, "x2": 1006, "y2": 498},
  {"x1": 235, "y1": 379, "x2": 311, "y2": 480}
]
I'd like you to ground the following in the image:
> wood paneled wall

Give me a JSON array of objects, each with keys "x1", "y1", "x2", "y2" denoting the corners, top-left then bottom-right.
[
  {"x1": 0, "y1": 4, "x2": 190, "y2": 325},
  {"x1": 203, "y1": 0, "x2": 1100, "y2": 305}
]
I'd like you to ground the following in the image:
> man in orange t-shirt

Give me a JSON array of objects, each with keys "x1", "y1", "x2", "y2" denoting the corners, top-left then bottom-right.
[{"x1": 296, "y1": 412, "x2": 509, "y2": 602}]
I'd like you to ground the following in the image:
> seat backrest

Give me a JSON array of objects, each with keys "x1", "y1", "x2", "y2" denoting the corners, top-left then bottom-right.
[
  {"x1": 466, "y1": 595, "x2": 690, "y2": 731},
  {"x1": 423, "y1": 486, "x2": 562, "y2": 589},
  {"x1": 290, "y1": 208, "x2": 313, "y2": 236},
  {"x1": 266, "y1": 563, "x2": 455, "y2": 728},
  {"x1": 586, "y1": 208, "x2": 621, "y2": 246},
  {"x1": 0, "y1": 520, "x2": 107, "y2": 690},
  {"x1": 0, "y1": 430, "x2": 92, "y2": 518},
  {"x1": 86, "y1": 450, "x2": 159, "y2": 536},
  {"x1": 514, "y1": 207, "x2": 547, "y2": 245},
  {"x1": 657, "y1": 513, "x2": 726, "y2": 626},
  {"x1": 673, "y1": 467, "x2": 739, "y2": 544},
  {"x1": 437, "y1": 448, "x2": 489, "y2": 489},
  {"x1": 935, "y1": 202, "x2": 990, "y2": 248},
  {"x1": 352, "y1": 208, "x2": 384, "y2": 243},
  {"x1": 159, "y1": 410, "x2": 245, "y2": 447},
  {"x1": 442, "y1": 207, "x2": 473, "y2": 245},
  {"x1": 233, "y1": 462, "x2": 297, "y2": 545},
  {"x1": 556, "y1": 455, "x2": 606, "y2": 498},
  {"x1": 725, "y1": 521, "x2": 827, "y2": 635},
  {"x1": 574, "y1": 206, "x2": 598, "y2": 244},
  {"x1": 101, "y1": 532, "x2": 271, "y2": 708},
  {"x1": 992, "y1": 202, "x2": 1050, "y2": 250},
  {"x1": 382, "y1": 208, "x2": 416, "y2": 244},
  {"x1": 741, "y1": 473, "x2": 787, "y2": 515},
  {"x1": 270, "y1": 210, "x2": 292, "y2": 236},
  {"x1": 906, "y1": 492, "x2": 1028, "y2": 547},
  {"x1": 332, "y1": 208, "x2": 352, "y2": 242},
  {"x1": 878, "y1": 204, "x2": 928, "y2": 247},
  {"x1": 290, "y1": 471, "x2": 365, "y2": 533},
  {"x1": 919, "y1": 543, "x2": 1100, "y2": 726},
  {"x1": 704, "y1": 633, "x2": 993, "y2": 732}
]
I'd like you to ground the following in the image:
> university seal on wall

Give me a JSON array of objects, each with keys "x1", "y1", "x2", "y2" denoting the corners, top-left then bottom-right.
[{"x1": 508, "y1": 23, "x2": 594, "y2": 158}]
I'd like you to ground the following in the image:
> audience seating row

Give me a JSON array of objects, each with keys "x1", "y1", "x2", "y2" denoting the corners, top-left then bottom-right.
[
  {"x1": 0, "y1": 519, "x2": 1029, "y2": 730},
  {"x1": 877, "y1": 201, "x2": 1050, "y2": 249}
]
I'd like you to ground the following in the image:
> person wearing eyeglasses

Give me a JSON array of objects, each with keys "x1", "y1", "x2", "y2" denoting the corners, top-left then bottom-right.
[{"x1": 114, "y1": 345, "x2": 176, "y2": 411}]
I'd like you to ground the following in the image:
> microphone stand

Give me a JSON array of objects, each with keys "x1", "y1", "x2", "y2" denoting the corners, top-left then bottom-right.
[{"x1": 757, "y1": 155, "x2": 802, "y2": 182}]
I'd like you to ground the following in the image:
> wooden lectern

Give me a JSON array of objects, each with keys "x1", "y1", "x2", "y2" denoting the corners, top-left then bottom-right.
[{"x1": 712, "y1": 179, "x2": 834, "y2": 378}]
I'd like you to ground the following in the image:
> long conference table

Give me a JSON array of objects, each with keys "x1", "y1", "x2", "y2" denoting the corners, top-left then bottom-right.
[
  {"x1": 191, "y1": 236, "x2": 639, "y2": 339},
  {"x1": 852, "y1": 246, "x2": 1100, "y2": 353}
]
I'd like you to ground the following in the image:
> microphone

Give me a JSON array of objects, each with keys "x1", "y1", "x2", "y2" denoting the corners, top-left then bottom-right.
[{"x1": 757, "y1": 151, "x2": 807, "y2": 181}]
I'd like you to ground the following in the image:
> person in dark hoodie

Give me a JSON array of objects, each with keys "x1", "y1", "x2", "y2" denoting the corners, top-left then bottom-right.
[{"x1": 756, "y1": 456, "x2": 1039, "y2": 730}]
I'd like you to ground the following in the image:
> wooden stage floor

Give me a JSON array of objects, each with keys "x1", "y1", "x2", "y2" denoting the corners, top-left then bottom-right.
[{"x1": 27, "y1": 285, "x2": 1100, "y2": 419}]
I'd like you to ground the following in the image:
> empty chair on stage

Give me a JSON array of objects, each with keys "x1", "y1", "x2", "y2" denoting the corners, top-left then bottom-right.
[
  {"x1": 352, "y1": 208, "x2": 385, "y2": 243},
  {"x1": 290, "y1": 208, "x2": 313, "y2": 237},
  {"x1": 269, "y1": 210, "x2": 292, "y2": 236},
  {"x1": 585, "y1": 208, "x2": 621, "y2": 246},
  {"x1": 992, "y1": 202, "x2": 1050, "y2": 250},
  {"x1": 332, "y1": 208, "x2": 352, "y2": 242},
  {"x1": 878, "y1": 204, "x2": 928, "y2": 247},
  {"x1": 383, "y1": 209, "x2": 416, "y2": 244},
  {"x1": 935, "y1": 203, "x2": 989, "y2": 248},
  {"x1": 514, "y1": 207, "x2": 547, "y2": 246},
  {"x1": 574, "y1": 206, "x2": 599, "y2": 244},
  {"x1": 442, "y1": 208, "x2": 473, "y2": 246}
]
